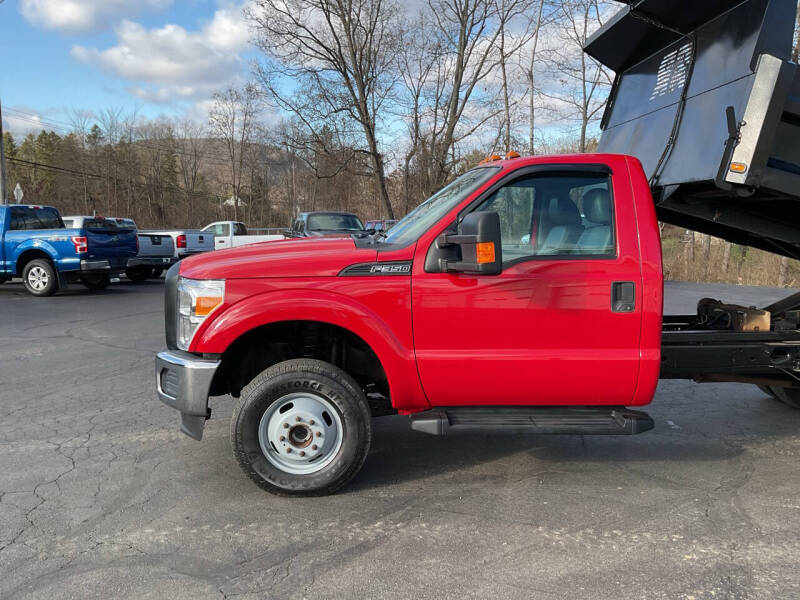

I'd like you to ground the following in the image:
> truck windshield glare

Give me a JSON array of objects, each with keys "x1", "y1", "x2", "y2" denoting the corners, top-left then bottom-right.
[{"x1": 382, "y1": 166, "x2": 500, "y2": 246}]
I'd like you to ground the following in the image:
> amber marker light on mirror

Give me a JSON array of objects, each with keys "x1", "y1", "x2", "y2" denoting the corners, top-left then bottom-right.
[
  {"x1": 730, "y1": 162, "x2": 748, "y2": 173},
  {"x1": 476, "y1": 242, "x2": 496, "y2": 264}
]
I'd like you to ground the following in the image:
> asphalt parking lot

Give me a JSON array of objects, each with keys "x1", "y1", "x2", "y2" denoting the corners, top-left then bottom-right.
[{"x1": 2, "y1": 278, "x2": 800, "y2": 599}]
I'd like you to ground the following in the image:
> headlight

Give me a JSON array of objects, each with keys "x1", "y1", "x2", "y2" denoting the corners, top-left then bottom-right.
[{"x1": 177, "y1": 277, "x2": 225, "y2": 351}]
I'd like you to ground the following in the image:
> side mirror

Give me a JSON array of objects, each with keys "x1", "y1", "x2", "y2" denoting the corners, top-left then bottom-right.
[{"x1": 437, "y1": 211, "x2": 503, "y2": 275}]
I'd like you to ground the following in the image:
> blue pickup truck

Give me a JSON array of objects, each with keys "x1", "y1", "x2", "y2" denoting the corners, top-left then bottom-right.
[{"x1": 0, "y1": 205, "x2": 138, "y2": 296}]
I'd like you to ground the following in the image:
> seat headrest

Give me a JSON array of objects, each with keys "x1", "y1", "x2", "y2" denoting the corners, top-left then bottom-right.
[
  {"x1": 547, "y1": 197, "x2": 581, "y2": 226},
  {"x1": 583, "y1": 189, "x2": 611, "y2": 225}
]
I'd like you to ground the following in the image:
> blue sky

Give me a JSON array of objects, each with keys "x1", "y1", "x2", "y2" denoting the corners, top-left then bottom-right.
[{"x1": 0, "y1": 0, "x2": 255, "y2": 138}]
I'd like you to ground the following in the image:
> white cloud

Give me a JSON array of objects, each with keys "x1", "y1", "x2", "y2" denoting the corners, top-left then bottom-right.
[
  {"x1": 71, "y1": 4, "x2": 252, "y2": 104},
  {"x1": 20, "y1": 0, "x2": 172, "y2": 33}
]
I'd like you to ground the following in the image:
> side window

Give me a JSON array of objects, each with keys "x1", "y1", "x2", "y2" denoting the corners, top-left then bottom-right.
[
  {"x1": 10, "y1": 207, "x2": 26, "y2": 230},
  {"x1": 473, "y1": 172, "x2": 615, "y2": 262},
  {"x1": 9, "y1": 207, "x2": 41, "y2": 230},
  {"x1": 233, "y1": 222, "x2": 247, "y2": 236}
]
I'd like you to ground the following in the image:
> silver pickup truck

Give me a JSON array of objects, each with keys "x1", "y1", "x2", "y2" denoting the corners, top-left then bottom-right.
[{"x1": 141, "y1": 228, "x2": 214, "y2": 260}]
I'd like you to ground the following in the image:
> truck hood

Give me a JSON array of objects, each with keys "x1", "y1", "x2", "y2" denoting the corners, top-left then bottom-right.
[{"x1": 179, "y1": 236, "x2": 377, "y2": 279}]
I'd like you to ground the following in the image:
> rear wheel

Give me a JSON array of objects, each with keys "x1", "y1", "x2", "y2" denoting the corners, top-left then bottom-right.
[
  {"x1": 757, "y1": 385, "x2": 780, "y2": 400},
  {"x1": 81, "y1": 274, "x2": 110, "y2": 291},
  {"x1": 231, "y1": 358, "x2": 372, "y2": 496},
  {"x1": 773, "y1": 387, "x2": 800, "y2": 409},
  {"x1": 125, "y1": 266, "x2": 153, "y2": 282},
  {"x1": 22, "y1": 259, "x2": 58, "y2": 296}
]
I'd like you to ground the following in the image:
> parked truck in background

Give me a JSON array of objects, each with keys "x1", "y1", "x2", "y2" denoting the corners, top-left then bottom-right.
[
  {"x1": 124, "y1": 230, "x2": 175, "y2": 281},
  {"x1": 201, "y1": 221, "x2": 285, "y2": 250},
  {"x1": 284, "y1": 212, "x2": 365, "y2": 238},
  {"x1": 141, "y1": 228, "x2": 214, "y2": 260},
  {"x1": 2, "y1": 207, "x2": 138, "y2": 296},
  {"x1": 154, "y1": 0, "x2": 800, "y2": 496},
  {"x1": 64, "y1": 216, "x2": 177, "y2": 282}
]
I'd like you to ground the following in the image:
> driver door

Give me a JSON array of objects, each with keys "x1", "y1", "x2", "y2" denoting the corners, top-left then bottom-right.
[
  {"x1": 411, "y1": 163, "x2": 643, "y2": 406},
  {"x1": 212, "y1": 223, "x2": 231, "y2": 249}
]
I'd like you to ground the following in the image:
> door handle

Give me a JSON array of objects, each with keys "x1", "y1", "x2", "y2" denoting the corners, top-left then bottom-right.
[{"x1": 611, "y1": 281, "x2": 636, "y2": 313}]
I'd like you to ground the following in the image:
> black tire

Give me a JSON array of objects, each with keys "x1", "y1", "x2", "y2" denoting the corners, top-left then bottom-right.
[
  {"x1": 22, "y1": 259, "x2": 58, "y2": 297},
  {"x1": 81, "y1": 274, "x2": 110, "y2": 291},
  {"x1": 231, "y1": 358, "x2": 372, "y2": 496},
  {"x1": 149, "y1": 268, "x2": 164, "y2": 279},
  {"x1": 756, "y1": 385, "x2": 780, "y2": 400},
  {"x1": 773, "y1": 387, "x2": 800, "y2": 409},
  {"x1": 0, "y1": 275, "x2": 10, "y2": 284},
  {"x1": 125, "y1": 266, "x2": 153, "y2": 282}
]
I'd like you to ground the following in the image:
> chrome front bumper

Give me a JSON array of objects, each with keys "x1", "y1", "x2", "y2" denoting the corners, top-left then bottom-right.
[{"x1": 155, "y1": 350, "x2": 220, "y2": 440}]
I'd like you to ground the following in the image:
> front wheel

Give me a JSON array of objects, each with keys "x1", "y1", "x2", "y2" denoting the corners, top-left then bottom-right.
[
  {"x1": 81, "y1": 274, "x2": 110, "y2": 291},
  {"x1": 22, "y1": 259, "x2": 58, "y2": 296},
  {"x1": 231, "y1": 359, "x2": 372, "y2": 496}
]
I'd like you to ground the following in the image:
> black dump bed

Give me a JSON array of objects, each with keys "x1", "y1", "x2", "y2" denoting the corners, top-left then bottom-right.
[{"x1": 585, "y1": 0, "x2": 800, "y2": 259}]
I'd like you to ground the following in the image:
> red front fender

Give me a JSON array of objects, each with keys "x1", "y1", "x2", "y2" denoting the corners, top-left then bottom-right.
[{"x1": 192, "y1": 286, "x2": 429, "y2": 412}]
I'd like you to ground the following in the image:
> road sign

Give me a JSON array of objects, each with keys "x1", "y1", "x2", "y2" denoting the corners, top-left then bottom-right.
[{"x1": 13, "y1": 183, "x2": 23, "y2": 203}]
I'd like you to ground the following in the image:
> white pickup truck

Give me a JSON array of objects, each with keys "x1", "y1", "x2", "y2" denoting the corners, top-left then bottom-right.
[{"x1": 201, "y1": 221, "x2": 285, "y2": 250}]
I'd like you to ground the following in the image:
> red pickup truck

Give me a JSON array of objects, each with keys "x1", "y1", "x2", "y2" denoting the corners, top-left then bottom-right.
[
  {"x1": 155, "y1": 0, "x2": 800, "y2": 496},
  {"x1": 154, "y1": 152, "x2": 770, "y2": 496}
]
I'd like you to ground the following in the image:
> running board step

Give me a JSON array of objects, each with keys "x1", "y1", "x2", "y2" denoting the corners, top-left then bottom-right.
[{"x1": 409, "y1": 406, "x2": 654, "y2": 436}]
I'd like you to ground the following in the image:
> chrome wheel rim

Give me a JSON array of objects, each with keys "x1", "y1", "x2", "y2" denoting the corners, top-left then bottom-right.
[
  {"x1": 27, "y1": 266, "x2": 49, "y2": 291},
  {"x1": 258, "y1": 392, "x2": 343, "y2": 475}
]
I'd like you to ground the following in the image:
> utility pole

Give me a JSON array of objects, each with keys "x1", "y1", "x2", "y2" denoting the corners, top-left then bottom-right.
[
  {"x1": 0, "y1": 98, "x2": 7, "y2": 204},
  {"x1": 1, "y1": 2, "x2": 10, "y2": 204}
]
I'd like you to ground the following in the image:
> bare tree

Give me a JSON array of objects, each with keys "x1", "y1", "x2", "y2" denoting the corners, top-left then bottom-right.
[
  {"x1": 522, "y1": 0, "x2": 550, "y2": 154},
  {"x1": 98, "y1": 107, "x2": 124, "y2": 215},
  {"x1": 423, "y1": 0, "x2": 505, "y2": 190},
  {"x1": 209, "y1": 85, "x2": 261, "y2": 221},
  {"x1": 138, "y1": 119, "x2": 178, "y2": 226},
  {"x1": 248, "y1": 0, "x2": 400, "y2": 219},
  {"x1": 176, "y1": 119, "x2": 209, "y2": 227},
  {"x1": 396, "y1": 14, "x2": 442, "y2": 213},
  {"x1": 541, "y1": 0, "x2": 612, "y2": 152},
  {"x1": 492, "y1": 0, "x2": 539, "y2": 153}
]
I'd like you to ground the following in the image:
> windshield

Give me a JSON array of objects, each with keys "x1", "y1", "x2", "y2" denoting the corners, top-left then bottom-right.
[
  {"x1": 382, "y1": 167, "x2": 500, "y2": 246},
  {"x1": 307, "y1": 214, "x2": 364, "y2": 231}
]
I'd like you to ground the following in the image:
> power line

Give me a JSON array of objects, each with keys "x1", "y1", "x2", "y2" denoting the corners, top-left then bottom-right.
[{"x1": 5, "y1": 155, "x2": 235, "y2": 205}]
